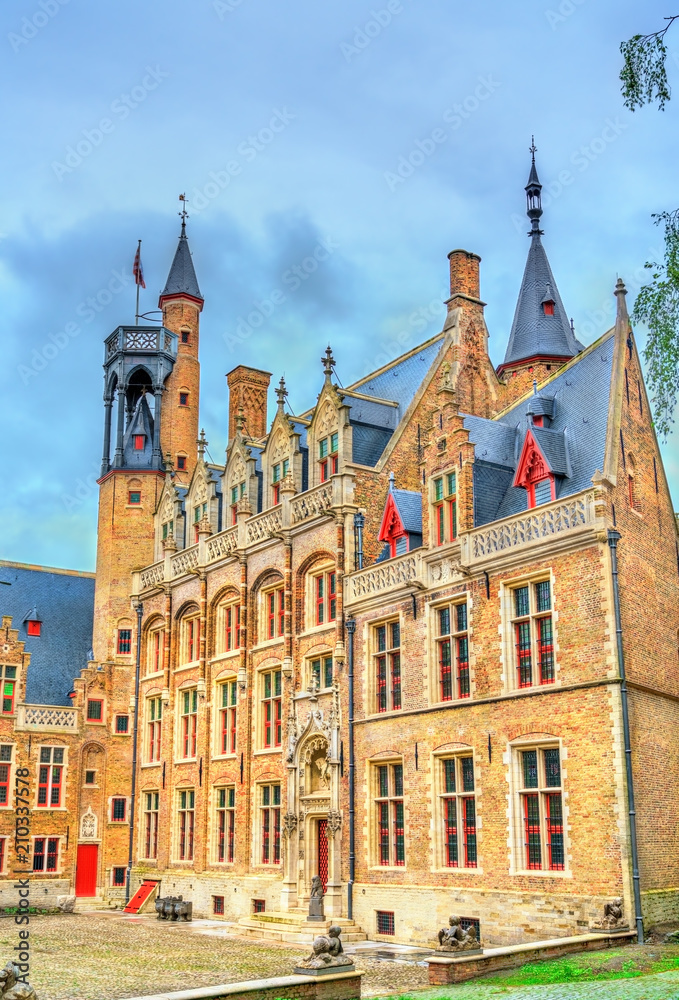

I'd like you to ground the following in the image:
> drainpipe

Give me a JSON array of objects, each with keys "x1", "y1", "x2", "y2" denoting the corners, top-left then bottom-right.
[
  {"x1": 353, "y1": 513, "x2": 364, "y2": 571},
  {"x1": 607, "y1": 530, "x2": 643, "y2": 943},
  {"x1": 125, "y1": 601, "x2": 143, "y2": 905},
  {"x1": 345, "y1": 618, "x2": 356, "y2": 920}
]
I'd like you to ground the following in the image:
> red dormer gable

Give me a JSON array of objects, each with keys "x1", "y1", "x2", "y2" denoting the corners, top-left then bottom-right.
[
  {"x1": 378, "y1": 493, "x2": 407, "y2": 557},
  {"x1": 513, "y1": 429, "x2": 556, "y2": 508}
]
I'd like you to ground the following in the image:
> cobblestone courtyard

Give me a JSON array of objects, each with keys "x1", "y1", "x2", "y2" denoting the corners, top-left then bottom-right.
[{"x1": 2, "y1": 913, "x2": 679, "y2": 1000}]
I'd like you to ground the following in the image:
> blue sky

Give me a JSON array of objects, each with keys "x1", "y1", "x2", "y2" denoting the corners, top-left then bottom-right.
[{"x1": 1, "y1": 0, "x2": 677, "y2": 572}]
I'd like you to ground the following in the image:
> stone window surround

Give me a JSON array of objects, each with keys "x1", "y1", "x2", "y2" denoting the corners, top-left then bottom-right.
[
  {"x1": 175, "y1": 682, "x2": 198, "y2": 764},
  {"x1": 363, "y1": 614, "x2": 403, "y2": 718},
  {"x1": 304, "y1": 561, "x2": 337, "y2": 634},
  {"x1": 427, "y1": 592, "x2": 475, "y2": 706},
  {"x1": 499, "y1": 568, "x2": 559, "y2": 695},
  {"x1": 213, "y1": 673, "x2": 238, "y2": 760},
  {"x1": 35, "y1": 744, "x2": 68, "y2": 811},
  {"x1": 366, "y1": 754, "x2": 407, "y2": 871},
  {"x1": 430, "y1": 748, "x2": 481, "y2": 874}
]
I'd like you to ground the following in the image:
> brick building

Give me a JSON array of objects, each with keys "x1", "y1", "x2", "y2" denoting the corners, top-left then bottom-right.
[{"x1": 1, "y1": 155, "x2": 678, "y2": 944}]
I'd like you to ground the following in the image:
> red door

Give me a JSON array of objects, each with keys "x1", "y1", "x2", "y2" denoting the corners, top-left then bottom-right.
[
  {"x1": 317, "y1": 819, "x2": 328, "y2": 891},
  {"x1": 75, "y1": 844, "x2": 98, "y2": 897}
]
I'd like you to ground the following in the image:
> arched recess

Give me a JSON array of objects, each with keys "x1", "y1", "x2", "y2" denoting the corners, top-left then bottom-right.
[{"x1": 249, "y1": 568, "x2": 284, "y2": 647}]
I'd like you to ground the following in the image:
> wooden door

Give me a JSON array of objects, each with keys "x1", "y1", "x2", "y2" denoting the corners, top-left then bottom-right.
[
  {"x1": 317, "y1": 819, "x2": 328, "y2": 891},
  {"x1": 75, "y1": 844, "x2": 98, "y2": 897}
]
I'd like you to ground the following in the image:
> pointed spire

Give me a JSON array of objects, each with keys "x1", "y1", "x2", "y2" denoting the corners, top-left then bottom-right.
[
  {"x1": 159, "y1": 197, "x2": 203, "y2": 305},
  {"x1": 499, "y1": 144, "x2": 585, "y2": 372},
  {"x1": 321, "y1": 345, "x2": 336, "y2": 383},
  {"x1": 197, "y1": 428, "x2": 207, "y2": 460},
  {"x1": 275, "y1": 376, "x2": 288, "y2": 412},
  {"x1": 388, "y1": 471, "x2": 395, "y2": 492}
]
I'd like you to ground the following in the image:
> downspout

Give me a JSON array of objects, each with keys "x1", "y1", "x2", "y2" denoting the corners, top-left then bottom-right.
[
  {"x1": 125, "y1": 600, "x2": 143, "y2": 904},
  {"x1": 345, "y1": 618, "x2": 356, "y2": 920},
  {"x1": 607, "y1": 530, "x2": 644, "y2": 943}
]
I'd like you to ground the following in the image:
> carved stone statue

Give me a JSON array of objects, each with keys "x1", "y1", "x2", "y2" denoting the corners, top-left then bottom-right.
[
  {"x1": 598, "y1": 898, "x2": 627, "y2": 930},
  {"x1": 308, "y1": 875, "x2": 325, "y2": 921},
  {"x1": 0, "y1": 962, "x2": 37, "y2": 999},
  {"x1": 296, "y1": 927, "x2": 355, "y2": 972},
  {"x1": 437, "y1": 915, "x2": 482, "y2": 952}
]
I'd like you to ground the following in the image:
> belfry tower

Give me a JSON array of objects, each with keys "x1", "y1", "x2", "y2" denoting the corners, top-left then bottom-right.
[{"x1": 92, "y1": 218, "x2": 203, "y2": 662}]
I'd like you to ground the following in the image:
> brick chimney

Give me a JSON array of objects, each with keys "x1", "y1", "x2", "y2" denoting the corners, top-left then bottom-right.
[
  {"x1": 448, "y1": 249, "x2": 482, "y2": 302},
  {"x1": 226, "y1": 366, "x2": 272, "y2": 440}
]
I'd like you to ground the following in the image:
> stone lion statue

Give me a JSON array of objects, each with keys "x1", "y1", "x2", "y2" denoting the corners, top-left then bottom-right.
[
  {"x1": 437, "y1": 915, "x2": 480, "y2": 952},
  {"x1": 599, "y1": 898, "x2": 625, "y2": 930},
  {"x1": 0, "y1": 963, "x2": 37, "y2": 999},
  {"x1": 310, "y1": 875, "x2": 324, "y2": 898},
  {"x1": 297, "y1": 927, "x2": 353, "y2": 969}
]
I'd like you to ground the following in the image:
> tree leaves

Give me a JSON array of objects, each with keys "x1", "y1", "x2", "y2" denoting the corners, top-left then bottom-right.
[{"x1": 620, "y1": 32, "x2": 671, "y2": 111}]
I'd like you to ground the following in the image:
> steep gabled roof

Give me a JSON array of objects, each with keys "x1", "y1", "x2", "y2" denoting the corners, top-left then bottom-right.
[{"x1": 160, "y1": 223, "x2": 203, "y2": 302}]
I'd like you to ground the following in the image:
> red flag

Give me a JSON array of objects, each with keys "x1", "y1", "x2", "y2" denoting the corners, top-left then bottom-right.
[{"x1": 133, "y1": 244, "x2": 146, "y2": 288}]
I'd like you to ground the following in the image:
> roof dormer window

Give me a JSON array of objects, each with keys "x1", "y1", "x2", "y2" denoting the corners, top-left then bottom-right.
[
  {"x1": 134, "y1": 435, "x2": 145, "y2": 451},
  {"x1": 23, "y1": 608, "x2": 42, "y2": 637}
]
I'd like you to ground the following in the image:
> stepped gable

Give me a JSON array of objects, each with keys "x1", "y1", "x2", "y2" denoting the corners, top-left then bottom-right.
[{"x1": 0, "y1": 561, "x2": 95, "y2": 706}]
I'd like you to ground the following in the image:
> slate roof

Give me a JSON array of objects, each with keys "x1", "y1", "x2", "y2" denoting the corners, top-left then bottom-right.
[
  {"x1": 349, "y1": 335, "x2": 445, "y2": 411},
  {"x1": 160, "y1": 226, "x2": 202, "y2": 300},
  {"x1": 391, "y1": 489, "x2": 423, "y2": 534},
  {"x1": 466, "y1": 330, "x2": 615, "y2": 525},
  {"x1": 351, "y1": 422, "x2": 395, "y2": 467},
  {"x1": 0, "y1": 562, "x2": 95, "y2": 707}
]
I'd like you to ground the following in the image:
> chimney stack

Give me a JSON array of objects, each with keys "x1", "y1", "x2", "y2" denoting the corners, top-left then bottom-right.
[
  {"x1": 226, "y1": 366, "x2": 272, "y2": 441},
  {"x1": 448, "y1": 249, "x2": 482, "y2": 302}
]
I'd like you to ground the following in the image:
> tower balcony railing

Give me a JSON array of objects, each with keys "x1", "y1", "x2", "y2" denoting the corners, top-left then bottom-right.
[
  {"x1": 105, "y1": 325, "x2": 177, "y2": 357},
  {"x1": 134, "y1": 474, "x2": 352, "y2": 593},
  {"x1": 16, "y1": 704, "x2": 79, "y2": 732}
]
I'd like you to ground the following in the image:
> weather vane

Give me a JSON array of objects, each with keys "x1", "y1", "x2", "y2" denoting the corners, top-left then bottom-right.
[
  {"x1": 179, "y1": 193, "x2": 189, "y2": 228},
  {"x1": 529, "y1": 136, "x2": 537, "y2": 162}
]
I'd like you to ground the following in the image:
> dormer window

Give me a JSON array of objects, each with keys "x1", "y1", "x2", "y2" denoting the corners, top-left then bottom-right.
[
  {"x1": 27, "y1": 621, "x2": 41, "y2": 637},
  {"x1": 542, "y1": 300, "x2": 555, "y2": 317},
  {"x1": 272, "y1": 460, "x2": 289, "y2": 505},
  {"x1": 162, "y1": 520, "x2": 174, "y2": 540},
  {"x1": 134, "y1": 434, "x2": 145, "y2": 451},
  {"x1": 193, "y1": 503, "x2": 208, "y2": 542},
  {"x1": 230, "y1": 482, "x2": 246, "y2": 525},
  {"x1": 319, "y1": 433, "x2": 338, "y2": 482},
  {"x1": 433, "y1": 473, "x2": 457, "y2": 546},
  {"x1": 514, "y1": 431, "x2": 557, "y2": 509}
]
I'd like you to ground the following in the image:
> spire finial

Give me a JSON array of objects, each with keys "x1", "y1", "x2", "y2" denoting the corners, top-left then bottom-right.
[
  {"x1": 275, "y1": 376, "x2": 288, "y2": 411},
  {"x1": 235, "y1": 407, "x2": 246, "y2": 435},
  {"x1": 178, "y1": 193, "x2": 189, "y2": 235},
  {"x1": 197, "y1": 428, "x2": 207, "y2": 459},
  {"x1": 388, "y1": 471, "x2": 395, "y2": 492},
  {"x1": 530, "y1": 135, "x2": 537, "y2": 163},
  {"x1": 532, "y1": 379, "x2": 538, "y2": 396},
  {"x1": 525, "y1": 139, "x2": 543, "y2": 236},
  {"x1": 322, "y1": 345, "x2": 336, "y2": 381},
  {"x1": 164, "y1": 452, "x2": 175, "y2": 479}
]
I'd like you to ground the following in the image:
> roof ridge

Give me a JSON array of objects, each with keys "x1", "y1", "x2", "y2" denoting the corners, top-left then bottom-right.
[
  {"x1": 0, "y1": 560, "x2": 95, "y2": 578},
  {"x1": 348, "y1": 331, "x2": 445, "y2": 390}
]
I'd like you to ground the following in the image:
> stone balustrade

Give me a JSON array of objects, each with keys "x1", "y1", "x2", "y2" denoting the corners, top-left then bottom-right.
[
  {"x1": 16, "y1": 704, "x2": 78, "y2": 732},
  {"x1": 346, "y1": 552, "x2": 424, "y2": 604}
]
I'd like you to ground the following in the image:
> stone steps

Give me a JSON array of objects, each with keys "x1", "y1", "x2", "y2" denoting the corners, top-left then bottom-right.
[
  {"x1": 73, "y1": 897, "x2": 109, "y2": 913},
  {"x1": 234, "y1": 911, "x2": 367, "y2": 945}
]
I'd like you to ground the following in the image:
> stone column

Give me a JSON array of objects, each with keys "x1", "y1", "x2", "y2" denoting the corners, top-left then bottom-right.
[
  {"x1": 113, "y1": 384, "x2": 126, "y2": 466},
  {"x1": 101, "y1": 396, "x2": 113, "y2": 477}
]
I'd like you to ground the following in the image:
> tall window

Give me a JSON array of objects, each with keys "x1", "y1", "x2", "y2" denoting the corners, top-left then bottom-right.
[
  {"x1": 433, "y1": 472, "x2": 457, "y2": 546},
  {"x1": 436, "y1": 602, "x2": 470, "y2": 701},
  {"x1": 216, "y1": 786, "x2": 235, "y2": 863},
  {"x1": 148, "y1": 628, "x2": 165, "y2": 674},
  {"x1": 374, "y1": 621, "x2": 401, "y2": 713},
  {"x1": 180, "y1": 689, "x2": 198, "y2": 759},
  {"x1": 260, "y1": 784, "x2": 281, "y2": 864},
  {"x1": 230, "y1": 481, "x2": 246, "y2": 525},
  {"x1": 310, "y1": 655, "x2": 333, "y2": 691},
  {"x1": 162, "y1": 519, "x2": 174, "y2": 541},
  {"x1": 518, "y1": 746, "x2": 564, "y2": 871},
  {"x1": 439, "y1": 756, "x2": 477, "y2": 868},
  {"x1": 272, "y1": 459, "x2": 289, "y2": 505},
  {"x1": 117, "y1": 629, "x2": 132, "y2": 655},
  {"x1": 221, "y1": 602, "x2": 240, "y2": 653},
  {"x1": 87, "y1": 699, "x2": 103, "y2": 721},
  {"x1": 375, "y1": 762, "x2": 404, "y2": 866},
  {"x1": 0, "y1": 745, "x2": 12, "y2": 806},
  {"x1": 314, "y1": 571, "x2": 336, "y2": 626},
  {"x1": 193, "y1": 502, "x2": 208, "y2": 542},
  {"x1": 111, "y1": 797, "x2": 127, "y2": 822},
  {"x1": 182, "y1": 616, "x2": 201, "y2": 664},
  {"x1": 143, "y1": 792, "x2": 159, "y2": 859},
  {"x1": 319, "y1": 432, "x2": 338, "y2": 482},
  {"x1": 147, "y1": 696, "x2": 163, "y2": 763},
  {"x1": 262, "y1": 669, "x2": 282, "y2": 748},
  {"x1": 32, "y1": 837, "x2": 59, "y2": 872},
  {"x1": 0, "y1": 667, "x2": 16, "y2": 716},
  {"x1": 37, "y1": 747, "x2": 63, "y2": 808},
  {"x1": 219, "y1": 680, "x2": 237, "y2": 754},
  {"x1": 265, "y1": 587, "x2": 284, "y2": 640},
  {"x1": 178, "y1": 789, "x2": 195, "y2": 861},
  {"x1": 511, "y1": 581, "x2": 554, "y2": 689}
]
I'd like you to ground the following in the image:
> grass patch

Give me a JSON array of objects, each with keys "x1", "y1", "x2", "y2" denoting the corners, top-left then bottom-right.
[{"x1": 482, "y1": 946, "x2": 679, "y2": 986}]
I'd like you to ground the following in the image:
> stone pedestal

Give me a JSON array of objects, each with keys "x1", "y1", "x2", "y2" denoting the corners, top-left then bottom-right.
[{"x1": 308, "y1": 896, "x2": 325, "y2": 922}]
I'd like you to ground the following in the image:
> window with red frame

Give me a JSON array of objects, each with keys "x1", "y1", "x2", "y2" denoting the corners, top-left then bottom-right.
[
  {"x1": 112, "y1": 866, "x2": 126, "y2": 886},
  {"x1": 376, "y1": 911, "x2": 395, "y2": 935},
  {"x1": 87, "y1": 699, "x2": 103, "y2": 721},
  {"x1": 180, "y1": 689, "x2": 198, "y2": 758},
  {"x1": 128, "y1": 491, "x2": 141, "y2": 505},
  {"x1": 314, "y1": 571, "x2": 336, "y2": 626},
  {"x1": 262, "y1": 669, "x2": 282, "y2": 748},
  {"x1": 0, "y1": 746, "x2": 11, "y2": 806},
  {"x1": 440, "y1": 756, "x2": 477, "y2": 868},
  {"x1": 117, "y1": 629, "x2": 132, "y2": 655},
  {"x1": 179, "y1": 392, "x2": 189, "y2": 406},
  {"x1": 177, "y1": 456, "x2": 187, "y2": 471},
  {"x1": 271, "y1": 459, "x2": 289, "y2": 505},
  {"x1": 375, "y1": 763, "x2": 404, "y2": 866},
  {"x1": 433, "y1": 472, "x2": 457, "y2": 546},
  {"x1": 115, "y1": 715, "x2": 129, "y2": 734},
  {"x1": 143, "y1": 791, "x2": 159, "y2": 859},
  {"x1": 261, "y1": 783, "x2": 281, "y2": 864},
  {"x1": 216, "y1": 786, "x2": 235, "y2": 863},
  {"x1": 37, "y1": 747, "x2": 63, "y2": 807},
  {"x1": 543, "y1": 300, "x2": 555, "y2": 316},
  {"x1": 213, "y1": 895, "x2": 225, "y2": 914},
  {"x1": 519, "y1": 747, "x2": 564, "y2": 871},
  {"x1": 222, "y1": 603, "x2": 240, "y2": 652},
  {"x1": 147, "y1": 696, "x2": 162, "y2": 762},
  {"x1": 181, "y1": 330, "x2": 190, "y2": 344},
  {"x1": 266, "y1": 588, "x2": 284, "y2": 640},
  {"x1": 318, "y1": 432, "x2": 338, "y2": 482},
  {"x1": 178, "y1": 789, "x2": 195, "y2": 861},
  {"x1": 436, "y1": 602, "x2": 470, "y2": 701},
  {"x1": 0, "y1": 838, "x2": 6, "y2": 873},
  {"x1": 33, "y1": 837, "x2": 59, "y2": 872},
  {"x1": 26, "y1": 620, "x2": 41, "y2": 636},
  {"x1": 374, "y1": 621, "x2": 401, "y2": 713},
  {"x1": 511, "y1": 581, "x2": 554, "y2": 689},
  {"x1": 133, "y1": 434, "x2": 145, "y2": 450},
  {"x1": 230, "y1": 481, "x2": 246, "y2": 525},
  {"x1": 219, "y1": 680, "x2": 237, "y2": 754},
  {"x1": 1, "y1": 667, "x2": 16, "y2": 715},
  {"x1": 111, "y1": 797, "x2": 127, "y2": 822},
  {"x1": 149, "y1": 628, "x2": 164, "y2": 674},
  {"x1": 184, "y1": 617, "x2": 200, "y2": 663}
]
